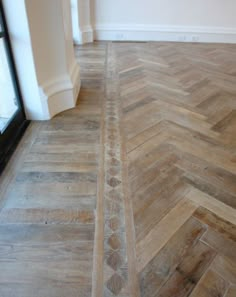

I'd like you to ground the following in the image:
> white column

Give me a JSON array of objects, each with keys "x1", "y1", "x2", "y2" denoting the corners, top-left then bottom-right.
[
  {"x1": 3, "y1": 0, "x2": 80, "y2": 120},
  {"x1": 71, "y1": 0, "x2": 94, "y2": 44}
]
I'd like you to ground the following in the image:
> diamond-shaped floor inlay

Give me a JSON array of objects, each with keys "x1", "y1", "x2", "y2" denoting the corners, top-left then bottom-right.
[
  {"x1": 109, "y1": 216, "x2": 120, "y2": 231},
  {"x1": 106, "y1": 251, "x2": 122, "y2": 271},
  {"x1": 108, "y1": 233, "x2": 121, "y2": 250},
  {"x1": 107, "y1": 177, "x2": 121, "y2": 188},
  {"x1": 110, "y1": 158, "x2": 120, "y2": 167},
  {"x1": 107, "y1": 273, "x2": 125, "y2": 295},
  {"x1": 102, "y1": 43, "x2": 129, "y2": 296}
]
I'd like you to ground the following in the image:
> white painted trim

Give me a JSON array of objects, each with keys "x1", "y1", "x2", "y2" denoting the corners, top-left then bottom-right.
[
  {"x1": 41, "y1": 75, "x2": 73, "y2": 98},
  {"x1": 38, "y1": 62, "x2": 80, "y2": 120},
  {"x1": 95, "y1": 24, "x2": 236, "y2": 43},
  {"x1": 73, "y1": 25, "x2": 94, "y2": 44},
  {"x1": 81, "y1": 25, "x2": 94, "y2": 44},
  {"x1": 70, "y1": 60, "x2": 80, "y2": 87}
]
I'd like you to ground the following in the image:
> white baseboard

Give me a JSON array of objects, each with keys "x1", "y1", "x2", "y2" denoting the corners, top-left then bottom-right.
[
  {"x1": 81, "y1": 25, "x2": 94, "y2": 44},
  {"x1": 94, "y1": 24, "x2": 236, "y2": 44},
  {"x1": 38, "y1": 62, "x2": 81, "y2": 120},
  {"x1": 74, "y1": 25, "x2": 94, "y2": 45}
]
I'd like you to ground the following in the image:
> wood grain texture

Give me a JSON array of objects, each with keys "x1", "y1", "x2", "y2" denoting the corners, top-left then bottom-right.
[
  {"x1": 157, "y1": 241, "x2": 216, "y2": 297},
  {"x1": 211, "y1": 255, "x2": 236, "y2": 285},
  {"x1": 201, "y1": 228, "x2": 236, "y2": 262},
  {"x1": 119, "y1": 41, "x2": 236, "y2": 296},
  {"x1": 189, "y1": 269, "x2": 229, "y2": 297},
  {"x1": 226, "y1": 287, "x2": 236, "y2": 297},
  {"x1": 139, "y1": 217, "x2": 206, "y2": 297},
  {"x1": 0, "y1": 42, "x2": 105, "y2": 297},
  {"x1": 136, "y1": 198, "x2": 198, "y2": 272},
  {"x1": 1, "y1": 41, "x2": 236, "y2": 296}
]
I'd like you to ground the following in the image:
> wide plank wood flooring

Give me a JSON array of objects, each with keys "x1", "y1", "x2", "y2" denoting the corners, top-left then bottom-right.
[
  {"x1": 0, "y1": 41, "x2": 236, "y2": 297},
  {"x1": 0, "y1": 42, "x2": 106, "y2": 297}
]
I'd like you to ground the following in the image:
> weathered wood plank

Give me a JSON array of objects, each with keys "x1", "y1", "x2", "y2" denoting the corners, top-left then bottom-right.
[
  {"x1": 139, "y1": 217, "x2": 206, "y2": 296},
  {"x1": 135, "y1": 181, "x2": 189, "y2": 242},
  {"x1": 186, "y1": 187, "x2": 236, "y2": 226},
  {"x1": 137, "y1": 198, "x2": 198, "y2": 272},
  {"x1": 157, "y1": 241, "x2": 216, "y2": 297},
  {"x1": 0, "y1": 208, "x2": 94, "y2": 224},
  {"x1": 193, "y1": 206, "x2": 236, "y2": 242},
  {"x1": 0, "y1": 42, "x2": 105, "y2": 297},
  {"x1": 201, "y1": 229, "x2": 236, "y2": 262},
  {"x1": 225, "y1": 287, "x2": 236, "y2": 297},
  {"x1": 189, "y1": 269, "x2": 229, "y2": 297},
  {"x1": 211, "y1": 255, "x2": 236, "y2": 285}
]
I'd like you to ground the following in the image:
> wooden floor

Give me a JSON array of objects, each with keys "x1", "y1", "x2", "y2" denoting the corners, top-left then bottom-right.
[{"x1": 0, "y1": 41, "x2": 236, "y2": 297}]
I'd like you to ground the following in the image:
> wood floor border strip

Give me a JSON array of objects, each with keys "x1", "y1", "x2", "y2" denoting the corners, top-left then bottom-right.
[
  {"x1": 91, "y1": 44, "x2": 108, "y2": 297},
  {"x1": 102, "y1": 42, "x2": 129, "y2": 296}
]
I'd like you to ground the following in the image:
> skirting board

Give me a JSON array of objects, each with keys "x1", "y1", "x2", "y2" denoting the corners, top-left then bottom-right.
[
  {"x1": 81, "y1": 26, "x2": 94, "y2": 44},
  {"x1": 38, "y1": 62, "x2": 81, "y2": 120},
  {"x1": 94, "y1": 24, "x2": 236, "y2": 44},
  {"x1": 74, "y1": 25, "x2": 94, "y2": 45}
]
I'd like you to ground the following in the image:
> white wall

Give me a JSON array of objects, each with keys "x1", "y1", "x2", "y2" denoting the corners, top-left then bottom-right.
[
  {"x1": 93, "y1": 0, "x2": 236, "y2": 43},
  {"x1": 93, "y1": 0, "x2": 236, "y2": 27}
]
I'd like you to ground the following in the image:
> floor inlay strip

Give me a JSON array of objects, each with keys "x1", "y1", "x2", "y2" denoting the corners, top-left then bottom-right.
[{"x1": 103, "y1": 42, "x2": 129, "y2": 296}]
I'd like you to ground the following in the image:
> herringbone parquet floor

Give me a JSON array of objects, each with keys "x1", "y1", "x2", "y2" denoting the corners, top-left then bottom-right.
[
  {"x1": 118, "y1": 42, "x2": 236, "y2": 297},
  {"x1": 0, "y1": 42, "x2": 236, "y2": 297}
]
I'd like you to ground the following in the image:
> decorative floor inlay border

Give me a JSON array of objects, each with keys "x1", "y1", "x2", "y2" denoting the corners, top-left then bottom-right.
[{"x1": 102, "y1": 42, "x2": 129, "y2": 296}]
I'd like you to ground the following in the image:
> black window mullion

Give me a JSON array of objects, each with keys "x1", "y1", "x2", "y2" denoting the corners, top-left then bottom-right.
[
  {"x1": 0, "y1": 2, "x2": 25, "y2": 117},
  {"x1": 0, "y1": 0, "x2": 29, "y2": 173}
]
